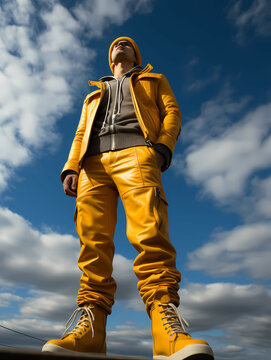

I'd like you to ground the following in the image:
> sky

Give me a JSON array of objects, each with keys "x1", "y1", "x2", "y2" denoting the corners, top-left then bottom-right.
[{"x1": 0, "y1": 0, "x2": 270, "y2": 359}]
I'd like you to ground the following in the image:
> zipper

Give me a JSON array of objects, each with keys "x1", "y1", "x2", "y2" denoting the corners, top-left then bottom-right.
[
  {"x1": 130, "y1": 73, "x2": 149, "y2": 141},
  {"x1": 110, "y1": 77, "x2": 122, "y2": 151},
  {"x1": 145, "y1": 139, "x2": 153, "y2": 147},
  {"x1": 110, "y1": 114, "x2": 117, "y2": 150}
]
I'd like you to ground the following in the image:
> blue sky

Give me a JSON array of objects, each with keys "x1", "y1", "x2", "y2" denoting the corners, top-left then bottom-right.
[{"x1": 0, "y1": 0, "x2": 271, "y2": 359}]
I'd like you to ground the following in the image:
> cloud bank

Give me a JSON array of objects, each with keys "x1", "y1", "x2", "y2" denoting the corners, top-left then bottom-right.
[
  {"x1": 174, "y1": 87, "x2": 271, "y2": 221},
  {"x1": 187, "y1": 222, "x2": 271, "y2": 280}
]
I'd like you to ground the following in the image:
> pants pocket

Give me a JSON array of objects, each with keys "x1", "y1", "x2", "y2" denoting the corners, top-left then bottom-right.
[{"x1": 152, "y1": 187, "x2": 168, "y2": 229}]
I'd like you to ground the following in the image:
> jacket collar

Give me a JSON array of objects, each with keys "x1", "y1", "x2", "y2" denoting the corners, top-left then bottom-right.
[
  {"x1": 140, "y1": 63, "x2": 153, "y2": 74},
  {"x1": 88, "y1": 64, "x2": 153, "y2": 88}
]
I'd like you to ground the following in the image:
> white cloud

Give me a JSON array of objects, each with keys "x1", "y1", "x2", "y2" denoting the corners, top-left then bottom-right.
[
  {"x1": 187, "y1": 222, "x2": 271, "y2": 280},
  {"x1": 181, "y1": 85, "x2": 251, "y2": 145},
  {"x1": 0, "y1": 316, "x2": 64, "y2": 349},
  {"x1": 19, "y1": 290, "x2": 75, "y2": 322},
  {"x1": 228, "y1": 0, "x2": 271, "y2": 43},
  {"x1": 186, "y1": 57, "x2": 199, "y2": 68},
  {"x1": 180, "y1": 282, "x2": 271, "y2": 357},
  {"x1": 107, "y1": 323, "x2": 152, "y2": 357},
  {"x1": 0, "y1": 0, "x2": 153, "y2": 192},
  {"x1": 231, "y1": 175, "x2": 271, "y2": 221},
  {"x1": 73, "y1": 0, "x2": 153, "y2": 38},
  {"x1": 113, "y1": 254, "x2": 141, "y2": 303},
  {"x1": 0, "y1": 164, "x2": 11, "y2": 190},
  {"x1": 125, "y1": 297, "x2": 145, "y2": 312},
  {"x1": 187, "y1": 66, "x2": 221, "y2": 92},
  {"x1": 0, "y1": 207, "x2": 81, "y2": 293},
  {"x1": 175, "y1": 98, "x2": 271, "y2": 208},
  {"x1": 0, "y1": 206, "x2": 143, "y2": 301},
  {"x1": 0, "y1": 0, "x2": 34, "y2": 26},
  {"x1": 213, "y1": 344, "x2": 268, "y2": 360},
  {"x1": 249, "y1": 176, "x2": 271, "y2": 218},
  {"x1": 0, "y1": 1, "x2": 93, "y2": 189},
  {"x1": 181, "y1": 282, "x2": 271, "y2": 331},
  {"x1": 0, "y1": 293, "x2": 22, "y2": 307}
]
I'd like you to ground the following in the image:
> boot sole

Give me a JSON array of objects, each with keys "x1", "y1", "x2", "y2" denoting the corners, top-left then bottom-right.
[
  {"x1": 153, "y1": 344, "x2": 214, "y2": 360},
  {"x1": 42, "y1": 343, "x2": 104, "y2": 355}
]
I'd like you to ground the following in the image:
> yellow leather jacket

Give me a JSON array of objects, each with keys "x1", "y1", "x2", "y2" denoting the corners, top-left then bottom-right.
[{"x1": 61, "y1": 64, "x2": 181, "y2": 180}]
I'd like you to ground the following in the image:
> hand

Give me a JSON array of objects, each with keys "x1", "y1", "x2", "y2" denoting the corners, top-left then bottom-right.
[
  {"x1": 154, "y1": 150, "x2": 165, "y2": 170},
  {"x1": 63, "y1": 174, "x2": 78, "y2": 197}
]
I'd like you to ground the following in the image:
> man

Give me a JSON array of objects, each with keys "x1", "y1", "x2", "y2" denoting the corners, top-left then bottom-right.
[{"x1": 42, "y1": 37, "x2": 214, "y2": 360}]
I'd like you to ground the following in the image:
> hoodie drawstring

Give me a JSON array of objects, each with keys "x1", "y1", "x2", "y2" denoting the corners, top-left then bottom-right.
[
  {"x1": 101, "y1": 82, "x2": 111, "y2": 130},
  {"x1": 101, "y1": 75, "x2": 126, "y2": 130},
  {"x1": 113, "y1": 76, "x2": 125, "y2": 121}
]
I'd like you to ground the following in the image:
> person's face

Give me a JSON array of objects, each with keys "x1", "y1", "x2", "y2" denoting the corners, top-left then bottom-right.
[{"x1": 111, "y1": 40, "x2": 137, "y2": 65}]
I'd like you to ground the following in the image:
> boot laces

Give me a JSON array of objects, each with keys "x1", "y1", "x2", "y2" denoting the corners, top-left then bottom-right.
[
  {"x1": 62, "y1": 306, "x2": 95, "y2": 339},
  {"x1": 158, "y1": 303, "x2": 189, "y2": 337}
]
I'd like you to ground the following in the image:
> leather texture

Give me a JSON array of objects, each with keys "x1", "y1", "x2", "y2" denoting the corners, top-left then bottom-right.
[
  {"x1": 75, "y1": 146, "x2": 181, "y2": 316},
  {"x1": 60, "y1": 64, "x2": 181, "y2": 181},
  {"x1": 42, "y1": 304, "x2": 107, "y2": 353},
  {"x1": 151, "y1": 301, "x2": 214, "y2": 359}
]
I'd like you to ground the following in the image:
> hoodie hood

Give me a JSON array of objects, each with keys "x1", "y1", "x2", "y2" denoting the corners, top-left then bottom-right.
[
  {"x1": 108, "y1": 36, "x2": 142, "y2": 74},
  {"x1": 99, "y1": 65, "x2": 142, "y2": 82}
]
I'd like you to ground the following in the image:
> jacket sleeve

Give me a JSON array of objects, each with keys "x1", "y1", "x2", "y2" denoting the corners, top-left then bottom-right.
[
  {"x1": 155, "y1": 75, "x2": 181, "y2": 162},
  {"x1": 60, "y1": 100, "x2": 88, "y2": 182}
]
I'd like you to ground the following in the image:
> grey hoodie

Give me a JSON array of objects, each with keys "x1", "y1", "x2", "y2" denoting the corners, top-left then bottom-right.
[{"x1": 85, "y1": 66, "x2": 146, "y2": 156}]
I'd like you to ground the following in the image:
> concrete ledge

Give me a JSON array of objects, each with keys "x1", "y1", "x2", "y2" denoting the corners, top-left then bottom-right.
[{"x1": 0, "y1": 348, "x2": 151, "y2": 360}]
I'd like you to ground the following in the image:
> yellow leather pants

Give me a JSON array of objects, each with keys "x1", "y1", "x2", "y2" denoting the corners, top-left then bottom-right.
[{"x1": 75, "y1": 146, "x2": 181, "y2": 317}]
